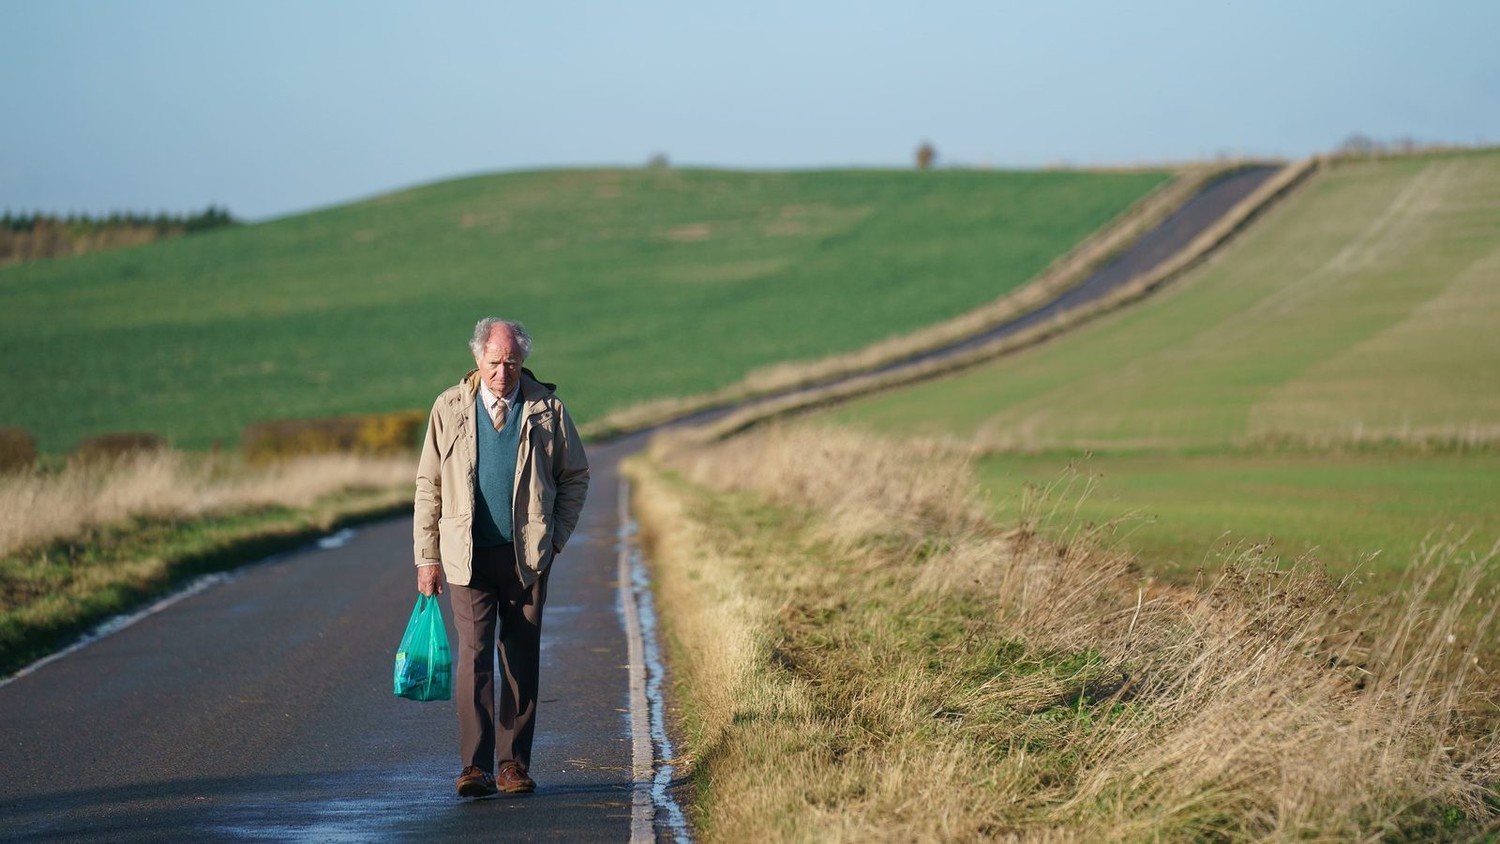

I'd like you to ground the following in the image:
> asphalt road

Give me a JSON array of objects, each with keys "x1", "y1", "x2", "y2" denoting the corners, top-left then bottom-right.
[
  {"x1": 0, "y1": 164, "x2": 1283, "y2": 842},
  {"x1": 0, "y1": 436, "x2": 650, "y2": 843},
  {"x1": 890, "y1": 164, "x2": 1280, "y2": 368}
]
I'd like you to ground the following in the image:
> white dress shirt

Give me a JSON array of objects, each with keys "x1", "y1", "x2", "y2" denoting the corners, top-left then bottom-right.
[{"x1": 478, "y1": 381, "x2": 520, "y2": 429}]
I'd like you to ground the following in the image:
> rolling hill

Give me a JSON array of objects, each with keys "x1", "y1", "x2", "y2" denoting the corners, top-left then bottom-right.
[
  {"x1": 0, "y1": 167, "x2": 1167, "y2": 453},
  {"x1": 820, "y1": 148, "x2": 1500, "y2": 576}
]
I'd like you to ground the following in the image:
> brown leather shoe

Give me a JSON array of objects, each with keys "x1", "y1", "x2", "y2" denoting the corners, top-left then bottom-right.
[
  {"x1": 456, "y1": 765, "x2": 498, "y2": 798},
  {"x1": 496, "y1": 760, "x2": 536, "y2": 794}
]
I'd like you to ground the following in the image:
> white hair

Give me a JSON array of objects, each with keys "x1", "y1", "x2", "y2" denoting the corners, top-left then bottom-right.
[{"x1": 469, "y1": 318, "x2": 532, "y2": 360}]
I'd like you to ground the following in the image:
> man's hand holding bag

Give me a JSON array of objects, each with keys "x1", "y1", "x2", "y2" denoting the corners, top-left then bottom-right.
[{"x1": 393, "y1": 594, "x2": 452, "y2": 702}]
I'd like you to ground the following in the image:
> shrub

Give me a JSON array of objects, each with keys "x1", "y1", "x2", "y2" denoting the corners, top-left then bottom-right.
[
  {"x1": 0, "y1": 427, "x2": 36, "y2": 474},
  {"x1": 70, "y1": 432, "x2": 168, "y2": 466},
  {"x1": 915, "y1": 141, "x2": 937, "y2": 170},
  {"x1": 356, "y1": 410, "x2": 428, "y2": 454},
  {"x1": 242, "y1": 417, "x2": 353, "y2": 462},
  {"x1": 242, "y1": 410, "x2": 425, "y2": 463}
]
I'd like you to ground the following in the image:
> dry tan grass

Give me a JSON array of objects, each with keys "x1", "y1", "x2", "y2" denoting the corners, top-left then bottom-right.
[
  {"x1": 629, "y1": 424, "x2": 1499, "y2": 841},
  {"x1": 628, "y1": 463, "x2": 765, "y2": 748},
  {"x1": 0, "y1": 450, "x2": 415, "y2": 558}
]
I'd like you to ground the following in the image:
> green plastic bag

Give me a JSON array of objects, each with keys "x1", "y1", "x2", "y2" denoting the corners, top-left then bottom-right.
[{"x1": 393, "y1": 594, "x2": 452, "y2": 701}]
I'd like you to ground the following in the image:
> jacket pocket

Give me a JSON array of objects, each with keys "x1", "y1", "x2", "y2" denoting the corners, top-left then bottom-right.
[
  {"x1": 438, "y1": 514, "x2": 472, "y2": 567},
  {"x1": 440, "y1": 427, "x2": 462, "y2": 460},
  {"x1": 516, "y1": 514, "x2": 554, "y2": 572}
]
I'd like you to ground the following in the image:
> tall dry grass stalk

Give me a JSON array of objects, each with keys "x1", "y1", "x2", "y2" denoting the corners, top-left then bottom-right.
[
  {"x1": 630, "y1": 424, "x2": 1499, "y2": 841},
  {"x1": 0, "y1": 450, "x2": 416, "y2": 558}
]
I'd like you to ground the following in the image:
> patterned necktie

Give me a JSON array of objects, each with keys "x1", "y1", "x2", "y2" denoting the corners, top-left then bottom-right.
[{"x1": 491, "y1": 398, "x2": 506, "y2": 431}]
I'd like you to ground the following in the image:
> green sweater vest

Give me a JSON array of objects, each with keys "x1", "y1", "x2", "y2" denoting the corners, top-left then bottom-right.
[{"x1": 473, "y1": 392, "x2": 521, "y2": 547}]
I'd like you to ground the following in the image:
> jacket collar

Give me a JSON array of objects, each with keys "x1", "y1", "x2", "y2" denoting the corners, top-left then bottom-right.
[{"x1": 459, "y1": 368, "x2": 555, "y2": 408}]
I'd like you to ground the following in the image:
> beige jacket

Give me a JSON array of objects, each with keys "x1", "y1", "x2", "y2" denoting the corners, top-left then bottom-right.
[{"x1": 413, "y1": 369, "x2": 590, "y2": 587}]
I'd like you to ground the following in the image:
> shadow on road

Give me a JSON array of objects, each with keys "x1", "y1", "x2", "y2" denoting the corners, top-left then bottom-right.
[{"x1": 1, "y1": 768, "x2": 635, "y2": 842}]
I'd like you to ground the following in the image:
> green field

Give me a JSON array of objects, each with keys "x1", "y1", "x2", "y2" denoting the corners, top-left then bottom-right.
[
  {"x1": 822, "y1": 149, "x2": 1500, "y2": 577},
  {"x1": 977, "y1": 450, "x2": 1500, "y2": 582},
  {"x1": 0, "y1": 167, "x2": 1165, "y2": 453}
]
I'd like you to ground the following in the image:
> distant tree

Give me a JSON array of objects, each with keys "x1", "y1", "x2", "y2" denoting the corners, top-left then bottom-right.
[
  {"x1": 0, "y1": 204, "x2": 239, "y2": 264},
  {"x1": 1338, "y1": 133, "x2": 1380, "y2": 156},
  {"x1": 915, "y1": 141, "x2": 937, "y2": 170},
  {"x1": 647, "y1": 152, "x2": 670, "y2": 169}
]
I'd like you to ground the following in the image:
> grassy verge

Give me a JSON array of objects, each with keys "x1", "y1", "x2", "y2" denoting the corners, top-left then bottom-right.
[
  {"x1": 628, "y1": 425, "x2": 1499, "y2": 841},
  {"x1": 0, "y1": 452, "x2": 414, "y2": 678}
]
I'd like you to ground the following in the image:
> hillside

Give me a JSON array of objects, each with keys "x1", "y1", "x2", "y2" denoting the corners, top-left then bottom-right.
[
  {"x1": 820, "y1": 149, "x2": 1500, "y2": 575},
  {"x1": 0, "y1": 167, "x2": 1166, "y2": 453}
]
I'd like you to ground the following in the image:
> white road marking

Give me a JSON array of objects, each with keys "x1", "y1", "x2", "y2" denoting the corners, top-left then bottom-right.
[
  {"x1": 618, "y1": 476, "x2": 658, "y2": 843},
  {"x1": 0, "y1": 572, "x2": 232, "y2": 690},
  {"x1": 0, "y1": 527, "x2": 358, "y2": 689}
]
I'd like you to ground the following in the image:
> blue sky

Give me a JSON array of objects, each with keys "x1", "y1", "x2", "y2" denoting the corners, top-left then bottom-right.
[{"x1": 3, "y1": 0, "x2": 1496, "y2": 220}]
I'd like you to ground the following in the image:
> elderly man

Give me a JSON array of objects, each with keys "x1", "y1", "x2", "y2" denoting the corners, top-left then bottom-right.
[{"x1": 413, "y1": 317, "x2": 590, "y2": 798}]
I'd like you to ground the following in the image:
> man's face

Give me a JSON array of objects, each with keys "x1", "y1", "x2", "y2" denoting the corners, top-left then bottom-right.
[{"x1": 475, "y1": 328, "x2": 524, "y2": 397}]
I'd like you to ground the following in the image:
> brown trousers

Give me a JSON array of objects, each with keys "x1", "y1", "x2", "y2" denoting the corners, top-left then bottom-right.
[{"x1": 449, "y1": 543, "x2": 549, "y2": 773}]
